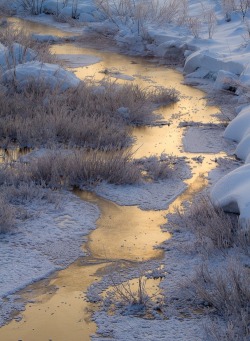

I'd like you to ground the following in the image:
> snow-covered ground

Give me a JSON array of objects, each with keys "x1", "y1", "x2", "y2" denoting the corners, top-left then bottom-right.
[
  {"x1": 0, "y1": 190, "x2": 100, "y2": 326},
  {"x1": 1, "y1": 0, "x2": 250, "y2": 339}
]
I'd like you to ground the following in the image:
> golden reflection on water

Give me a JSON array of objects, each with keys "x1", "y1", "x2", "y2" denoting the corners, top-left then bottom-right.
[
  {"x1": 0, "y1": 263, "x2": 104, "y2": 341},
  {"x1": 76, "y1": 190, "x2": 168, "y2": 262},
  {"x1": 0, "y1": 18, "x2": 226, "y2": 341},
  {"x1": 7, "y1": 16, "x2": 76, "y2": 37}
]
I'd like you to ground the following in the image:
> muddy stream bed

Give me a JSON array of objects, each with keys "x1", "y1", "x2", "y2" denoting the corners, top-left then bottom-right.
[{"x1": 0, "y1": 17, "x2": 231, "y2": 341}]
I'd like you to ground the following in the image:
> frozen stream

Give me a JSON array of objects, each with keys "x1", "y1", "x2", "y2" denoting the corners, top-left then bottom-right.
[{"x1": 0, "y1": 17, "x2": 233, "y2": 341}]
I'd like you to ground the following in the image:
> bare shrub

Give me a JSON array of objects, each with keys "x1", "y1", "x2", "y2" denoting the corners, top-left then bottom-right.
[
  {"x1": 186, "y1": 17, "x2": 202, "y2": 38},
  {"x1": 221, "y1": 0, "x2": 237, "y2": 21},
  {"x1": 190, "y1": 261, "x2": 250, "y2": 340},
  {"x1": 237, "y1": 0, "x2": 250, "y2": 20},
  {"x1": 202, "y1": 7, "x2": 217, "y2": 39},
  {"x1": 95, "y1": 0, "x2": 189, "y2": 37},
  {"x1": 107, "y1": 276, "x2": 150, "y2": 308},
  {"x1": 18, "y1": 0, "x2": 46, "y2": 15},
  {"x1": 177, "y1": 195, "x2": 238, "y2": 250},
  {"x1": 103, "y1": 267, "x2": 162, "y2": 317}
]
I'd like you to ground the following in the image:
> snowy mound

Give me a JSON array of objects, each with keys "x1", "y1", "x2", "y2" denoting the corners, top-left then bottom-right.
[
  {"x1": 1, "y1": 61, "x2": 80, "y2": 92},
  {"x1": 211, "y1": 164, "x2": 250, "y2": 223},
  {"x1": 184, "y1": 50, "x2": 244, "y2": 78},
  {"x1": 31, "y1": 34, "x2": 61, "y2": 43},
  {"x1": 0, "y1": 43, "x2": 36, "y2": 71},
  {"x1": 224, "y1": 105, "x2": 250, "y2": 160},
  {"x1": 213, "y1": 70, "x2": 239, "y2": 90}
]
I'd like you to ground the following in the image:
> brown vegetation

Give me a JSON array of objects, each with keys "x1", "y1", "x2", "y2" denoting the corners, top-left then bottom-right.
[
  {"x1": 0, "y1": 80, "x2": 178, "y2": 150},
  {"x1": 172, "y1": 195, "x2": 250, "y2": 340}
]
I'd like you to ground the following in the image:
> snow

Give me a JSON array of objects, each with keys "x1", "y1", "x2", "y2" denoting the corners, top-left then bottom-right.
[
  {"x1": 95, "y1": 179, "x2": 187, "y2": 211},
  {"x1": 2, "y1": 0, "x2": 250, "y2": 337},
  {"x1": 55, "y1": 53, "x2": 101, "y2": 68},
  {"x1": 1, "y1": 61, "x2": 81, "y2": 91},
  {"x1": 183, "y1": 50, "x2": 244, "y2": 77},
  {"x1": 224, "y1": 105, "x2": 250, "y2": 143},
  {"x1": 92, "y1": 312, "x2": 204, "y2": 341},
  {"x1": 0, "y1": 190, "x2": 99, "y2": 326},
  {"x1": 183, "y1": 125, "x2": 235, "y2": 153},
  {"x1": 210, "y1": 164, "x2": 250, "y2": 224}
]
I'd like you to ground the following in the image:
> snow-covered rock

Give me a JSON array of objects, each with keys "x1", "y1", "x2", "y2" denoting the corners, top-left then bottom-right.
[
  {"x1": 214, "y1": 70, "x2": 239, "y2": 90},
  {"x1": 224, "y1": 105, "x2": 250, "y2": 142},
  {"x1": 1, "y1": 61, "x2": 80, "y2": 92},
  {"x1": 235, "y1": 134, "x2": 250, "y2": 160},
  {"x1": 184, "y1": 50, "x2": 244, "y2": 77},
  {"x1": 0, "y1": 43, "x2": 37, "y2": 71},
  {"x1": 31, "y1": 34, "x2": 61, "y2": 43},
  {"x1": 154, "y1": 40, "x2": 186, "y2": 58},
  {"x1": 211, "y1": 164, "x2": 250, "y2": 224}
]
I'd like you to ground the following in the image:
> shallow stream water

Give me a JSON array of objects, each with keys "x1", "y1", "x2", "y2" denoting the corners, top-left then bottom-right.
[{"x1": 0, "y1": 17, "x2": 228, "y2": 341}]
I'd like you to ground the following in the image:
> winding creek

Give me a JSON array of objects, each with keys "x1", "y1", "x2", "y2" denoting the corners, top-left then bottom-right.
[{"x1": 0, "y1": 17, "x2": 231, "y2": 340}]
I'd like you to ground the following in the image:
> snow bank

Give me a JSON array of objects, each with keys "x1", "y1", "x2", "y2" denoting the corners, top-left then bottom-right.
[
  {"x1": 184, "y1": 50, "x2": 244, "y2": 78},
  {"x1": 224, "y1": 105, "x2": 250, "y2": 159},
  {"x1": 210, "y1": 164, "x2": 250, "y2": 223},
  {"x1": 212, "y1": 102, "x2": 250, "y2": 223},
  {"x1": 1, "y1": 61, "x2": 80, "y2": 91}
]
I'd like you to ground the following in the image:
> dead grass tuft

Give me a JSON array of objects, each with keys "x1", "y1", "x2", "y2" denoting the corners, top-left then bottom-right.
[
  {"x1": 0, "y1": 197, "x2": 16, "y2": 233},
  {"x1": 16, "y1": 149, "x2": 141, "y2": 187},
  {"x1": 136, "y1": 153, "x2": 178, "y2": 180},
  {"x1": 190, "y1": 261, "x2": 250, "y2": 340},
  {"x1": 176, "y1": 195, "x2": 238, "y2": 250}
]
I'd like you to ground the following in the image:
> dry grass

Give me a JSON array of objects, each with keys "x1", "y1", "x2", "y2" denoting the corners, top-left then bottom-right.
[
  {"x1": 0, "y1": 80, "x2": 178, "y2": 149},
  {"x1": 190, "y1": 261, "x2": 250, "y2": 341},
  {"x1": 13, "y1": 149, "x2": 141, "y2": 187},
  {"x1": 135, "y1": 153, "x2": 177, "y2": 180},
  {"x1": 176, "y1": 195, "x2": 239, "y2": 250},
  {"x1": 0, "y1": 146, "x2": 140, "y2": 234},
  {"x1": 172, "y1": 194, "x2": 250, "y2": 340},
  {"x1": 103, "y1": 266, "x2": 162, "y2": 317}
]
